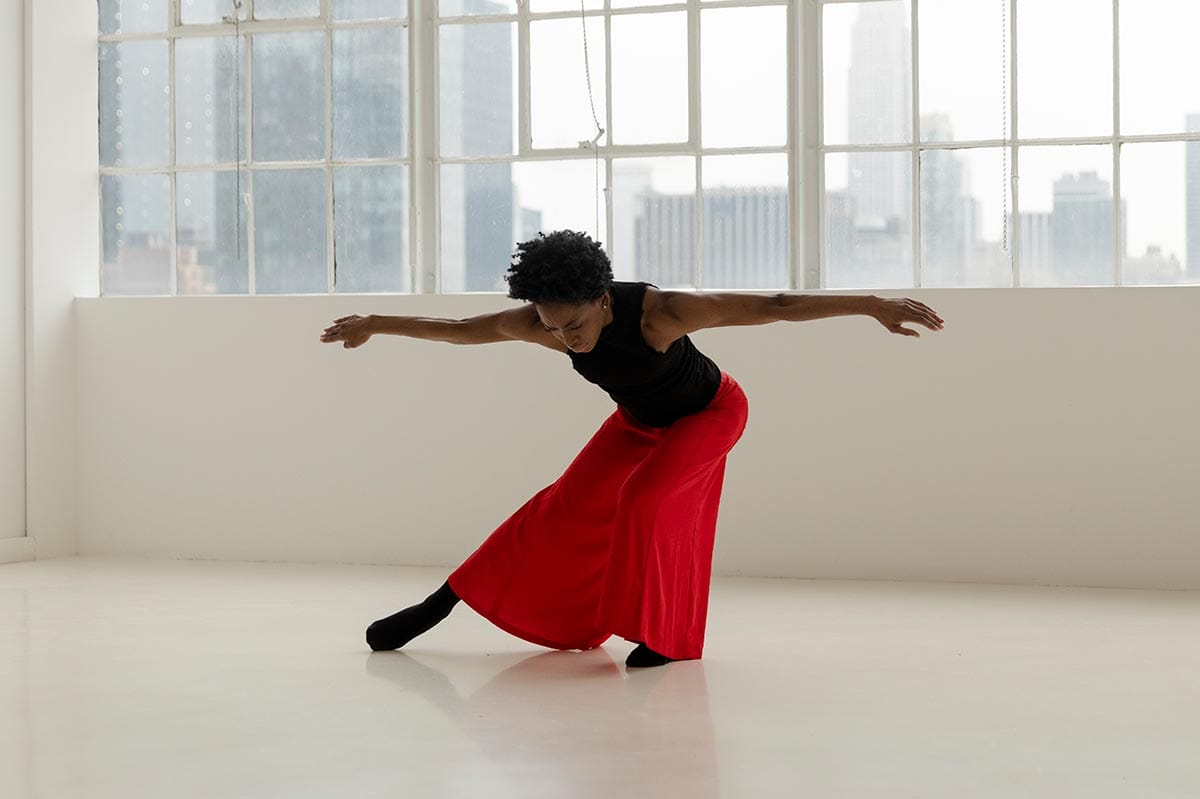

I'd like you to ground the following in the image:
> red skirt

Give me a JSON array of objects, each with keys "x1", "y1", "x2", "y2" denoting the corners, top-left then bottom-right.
[{"x1": 447, "y1": 372, "x2": 749, "y2": 661}]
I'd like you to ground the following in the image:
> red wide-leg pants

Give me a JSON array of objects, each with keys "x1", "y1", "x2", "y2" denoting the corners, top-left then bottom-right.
[{"x1": 447, "y1": 372, "x2": 749, "y2": 661}]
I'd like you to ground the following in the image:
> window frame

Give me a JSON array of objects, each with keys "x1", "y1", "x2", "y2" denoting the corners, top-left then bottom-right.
[
  {"x1": 817, "y1": 0, "x2": 1200, "y2": 289},
  {"x1": 96, "y1": 0, "x2": 1200, "y2": 294}
]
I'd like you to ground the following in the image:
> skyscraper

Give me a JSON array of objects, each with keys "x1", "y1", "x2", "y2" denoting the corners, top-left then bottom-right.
[
  {"x1": 847, "y1": 4, "x2": 911, "y2": 229},
  {"x1": 1050, "y1": 171, "x2": 1126, "y2": 286},
  {"x1": 919, "y1": 114, "x2": 976, "y2": 286}
]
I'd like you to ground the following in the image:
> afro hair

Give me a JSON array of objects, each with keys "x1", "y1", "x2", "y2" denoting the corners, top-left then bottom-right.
[{"x1": 505, "y1": 230, "x2": 613, "y2": 304}]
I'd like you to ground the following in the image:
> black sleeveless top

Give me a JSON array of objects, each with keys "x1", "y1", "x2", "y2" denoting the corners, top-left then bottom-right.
[{"x1": 567, "y1": 281, "x2": 722, "y2": 428}]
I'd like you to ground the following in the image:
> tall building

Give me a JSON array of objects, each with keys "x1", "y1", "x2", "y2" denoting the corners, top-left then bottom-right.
[
  {"x1": 1050, "y1": 171, "x2": 1126, "y2": 286},
  {"x1": 628, "y1": 188, "x2": 787, "y2": 289},
  {"x1": 703, "y1": 188, "x2": 789, "y2": 288},
  {"x1": 1014, "y1": 211, "x2": 1052, "y2": 283},
  {"x1": 919, "y1": 114, "x2": 976, "y2": 286},
  {"x1": 847, "y1": 4, "x2": 911, "y2": 230},
  {"x1": 823, "y1": 190, "x2": 855, "y2": 284},
  {"x1": 633, "y1": 192, "x2": 694, "y2": 288},
  {"x1": 1187, "y1": 114, "x2": 1200, "y2": 281}
]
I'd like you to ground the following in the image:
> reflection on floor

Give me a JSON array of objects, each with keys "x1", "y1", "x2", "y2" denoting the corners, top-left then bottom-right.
[{"x1": 1, "y1": 556, "x2": 1198, "y2": 798}]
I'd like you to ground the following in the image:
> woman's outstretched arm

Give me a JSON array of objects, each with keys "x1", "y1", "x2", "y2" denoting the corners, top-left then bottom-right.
[
  {"x1": 647, "y1": 290, "x2": 945, "y2": 342},
  {"x1": 320, "y1": 305, "x2": 566, "y2": 350}
]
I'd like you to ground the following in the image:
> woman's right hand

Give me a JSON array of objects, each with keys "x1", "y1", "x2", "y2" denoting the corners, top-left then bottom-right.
[{"x1": 321, "y1": 314, "x2": 374, "y2": 349}]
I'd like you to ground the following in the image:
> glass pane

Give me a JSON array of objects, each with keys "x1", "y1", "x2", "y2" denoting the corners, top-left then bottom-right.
[
  {"x1": 530, "y1": 0, "x2": 601, "y2": 12},
  {"x1": 1017, "y1": 0, "x2": 1111, "y2": 139},
  {"x1": 181, "y1": 0, "x2": 246, "y2": 25},
  {"x1": 253, "y1": 169, "x2": 327, "y2": 294},
  {"x1": 1016, "y1": 145, "x2": 1114, "y2": 286},
  {"x1": 824, "y1": 151, "x2": 913, "y2": 288},
  {"x1": 920, "y1": 146, "x2": 1013, "y2": 287},
  {"x1": 1121, "y1": 143, "x2": 1195, "y2": 285},
  {"x1": 919, "y1": 0, "x2": 1008, "y2": 143},
  {"x1": 440, "y1": 160, "x2": 604, "y2": 292},
  {"x1": 101, "y1": 174, "x2": 172, "y2": 296},
  {"x1": 613, "y1": 0, "x2": 682, "y2": 8},
  {"x1": 335, "y1": 0, "x2": 407, "y2": 19},
  {"x1": 177, "y1": 171, "x2": 250, "y2": 294},
  {"x1": 702, "y1": 7, "x2": 786, "y2": 148},
  {"x1": 333, "y1": 28, "x2": 408, "y2": 159},
  {"x1": 439, "y1": 0, "x2": 516, "y2": 16},
  {"x1": 253, "y1": 33, "x2": 326, "y2": 163},
  {"x1": 702, "y1": 155, "x2": 788, "y2": 289},
  {"x1": 334, "y1": 166, "x2": 410, "y2": 293},
  {"x1": 440, "y1": 23, "x2": 517, "y2": 158},
  {"x1": 99, "y1": 41, "x2": 170, "y2": 168},
  {"x1": 612, "y1": 157, "x2": 695, "y2": 286},
  {"x1": 99, "y1": 0, "x2": 167, "y2": 35},
  {"x1": 612, "y1": 12, "x2": 687, "y2": 146},
  {"x1": 177, "y1": 37, "x2": 247, "y2": 166},
  {"x1": 255, "y1": 0, "x2": 320, "y2": 19},
  {"x1": 1120, "y1": 1, "x2": 1200, "y2": 136},
  {"x1": 531, "y1": 17, "x2": 607, "y2": 150},
  {"x1": 823, "y1": 0, "x2": 912, "y2": 147}
]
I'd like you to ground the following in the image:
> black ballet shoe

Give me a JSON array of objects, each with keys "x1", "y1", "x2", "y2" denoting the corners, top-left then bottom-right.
[{"x1": 625, "y1": 642, "x2": 675, "y2": 668}]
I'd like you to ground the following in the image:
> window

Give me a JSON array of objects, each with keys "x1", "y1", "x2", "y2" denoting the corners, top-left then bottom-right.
[
  {"x1": 98, "y1": 0, "x2": 1200, "y2": 293},
  {"x1": 99, "y1": 0, "x2": 410, "y2": 295},
  {"x1": 820, "y1": 0, "x2": 1200, "y2": 288}
]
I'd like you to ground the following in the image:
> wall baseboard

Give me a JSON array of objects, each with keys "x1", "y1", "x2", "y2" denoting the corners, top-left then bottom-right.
[{"x1": 0, "y1": 536, "x2": 35, "y2": 564}]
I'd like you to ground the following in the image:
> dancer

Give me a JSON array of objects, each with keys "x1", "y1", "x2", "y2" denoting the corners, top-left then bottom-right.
[{"x1": 321, "y1": 230, "x2": 944, "y2": 668}]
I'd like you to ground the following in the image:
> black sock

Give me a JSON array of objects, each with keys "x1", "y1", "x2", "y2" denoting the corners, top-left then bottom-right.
[
  {"x1": 366, "y1": 580, "x2": 461, "y2": 652},
  {"x1": 625, "y1": 642, "x2": 675, "y2": 668}
]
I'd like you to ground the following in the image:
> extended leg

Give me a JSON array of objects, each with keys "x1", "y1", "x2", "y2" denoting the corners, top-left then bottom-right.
[{"x1": 366, "y1": 579, "x2": 461, "y2": 651}]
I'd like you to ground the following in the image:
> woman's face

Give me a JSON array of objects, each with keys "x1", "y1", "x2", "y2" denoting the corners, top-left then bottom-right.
[{"x1": 534, "y1": 293, "x2": 611, "y2": 353}]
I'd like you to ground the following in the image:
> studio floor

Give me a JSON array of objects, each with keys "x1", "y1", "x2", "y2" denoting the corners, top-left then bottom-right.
[{"x1": 1, "y1": 556, "x2": 1198, "y2": 798}]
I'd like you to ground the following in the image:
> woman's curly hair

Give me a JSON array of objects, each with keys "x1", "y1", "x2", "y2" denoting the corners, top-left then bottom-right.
[{"x1": 505, "y1": 230, "x2": 613, "y2": 304}]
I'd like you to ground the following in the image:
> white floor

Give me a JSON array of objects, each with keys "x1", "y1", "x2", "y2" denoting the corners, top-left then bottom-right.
[{"x1": 1, "y1": 556, "x2": 1198, "y2": 798}]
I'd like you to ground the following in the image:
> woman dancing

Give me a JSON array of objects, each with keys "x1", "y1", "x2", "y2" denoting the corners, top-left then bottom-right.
[{"x1": 320, "y1": 230, "x2": 944, "y2": 668}]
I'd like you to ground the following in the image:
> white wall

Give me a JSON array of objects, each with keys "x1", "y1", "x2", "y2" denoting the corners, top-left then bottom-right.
[
  {"x1": 20, "y1": 0, "x2": 99, "y2": 561},
  {"x1": 1, "y1": 0, "x2": 25, "y2": 549},
  {"x1": 77, "y1": 287, "x2": 1200, "y2": 590}
]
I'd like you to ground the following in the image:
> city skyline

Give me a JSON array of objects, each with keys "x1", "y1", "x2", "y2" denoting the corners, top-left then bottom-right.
[{"x1": 99, "y1": 3, "x2": 1200, "y2": 293}]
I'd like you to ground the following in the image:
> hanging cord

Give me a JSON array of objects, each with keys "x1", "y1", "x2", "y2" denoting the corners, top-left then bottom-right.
[
  {"x1": 1000, "y1": 0, "x2": 1009, "y2": 254},
  {"x1": 578, "y1": 0, "x2": 605, "y2": 237},
  {"x1": 223, "y1": 1, "x2": 244, "y2": 265}
]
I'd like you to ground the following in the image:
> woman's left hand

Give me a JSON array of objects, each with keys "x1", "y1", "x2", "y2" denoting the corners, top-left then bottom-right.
[{"x1": 870, "y1": 297, "x2": 945, "y2": 337}]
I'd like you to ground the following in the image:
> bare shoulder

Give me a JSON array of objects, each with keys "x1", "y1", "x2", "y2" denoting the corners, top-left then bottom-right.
[
  {"x1": 641, "y1": 286, "x2": 683, "y2": 353},
  {"x1": 495, "y1": 304, "x2": 568, "y2": 352},
  {"x1": 643, "y1": 286, "x2": 778, "y2": 346}
]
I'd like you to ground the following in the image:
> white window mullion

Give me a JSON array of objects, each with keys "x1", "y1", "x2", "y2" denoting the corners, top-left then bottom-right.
[
  {"x1": 519, "y1": 0, "x2": 531, "y2": 156},
  {"x1": 690, "y1": 0, "x2": 702, "y2": 288},
  {"x1": 411, "y1": 0, "x2": 438, "y2": 293},
  {"x1": 604, "y1": 0, "x2": 614, "y2": 251},
  {"x1": 1009, "y1": 0, "x2": 1019, "y2": 287},
  {"x1": 246, "y1": 26, "x2": 257, "y2": 294},
  {"x1": 168, "y1": 17, "x2": 178, "y2": 296},
  {"x1": 1112, "y1": 0, "x2": 1122, "y2": 286},
  {"x1": 324, "y1": 0, "x2": 335, "y2": 293},
  {"x1": 910, "y1": 0, "x2": 921, "y2": 289},
  {"x1": 814, "y1": 0, "x2": 825, "y2": 289},
  {"x1": 409, "y1": 9, "x2": 420, "y2": 293},
  {"x1": 786, "y1": 0, "x2": 800, "y2": 291}
]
